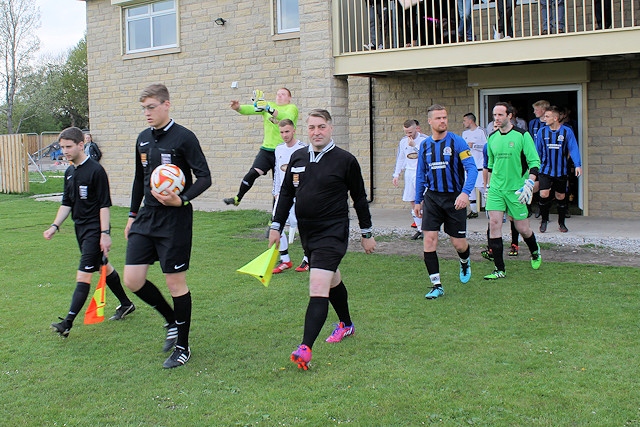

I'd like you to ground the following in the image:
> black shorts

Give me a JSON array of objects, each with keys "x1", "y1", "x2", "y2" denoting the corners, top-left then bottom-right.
[
  {"x1": 251, "y1": 148, "x2": 276, "y2": 175},
  {"x1": 421, "y1": 191, "x2": 467, "y2": 238},
  {"x1": 126, "y1": 205, "x2": 193, "y2": 273},
  {"x1": 75, "y1": 223, "x2": 102, "y2": 273},
  {"x1": 298, "y1": 218, "x2": 349, "y2": 272},
  {"x1": 538, "y1": 174, "x2": 568, "y2": 194}
]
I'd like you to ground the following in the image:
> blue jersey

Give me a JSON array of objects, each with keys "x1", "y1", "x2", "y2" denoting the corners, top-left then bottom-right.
[
  {"x1": 535, "y1": 125, "x2": 581, "y2": 177},
  {"x1": 415, "y1": 132, "x2": 478, "y2": 203},
  {"x1": 528, "y1": 118, "x2": 544, "y2": 143}
]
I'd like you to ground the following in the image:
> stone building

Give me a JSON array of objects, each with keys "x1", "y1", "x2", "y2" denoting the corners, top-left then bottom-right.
[{"x1": 84, "y1": 0, "x2": 640, "y2": 217}]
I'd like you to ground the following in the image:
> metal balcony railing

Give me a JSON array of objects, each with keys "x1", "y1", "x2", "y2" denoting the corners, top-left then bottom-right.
[{"x1": 336, "y1": 0, "x2": 639, "y2": 54}]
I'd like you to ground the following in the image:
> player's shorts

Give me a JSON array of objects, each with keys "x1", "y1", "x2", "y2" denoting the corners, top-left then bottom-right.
[
  {"x1": 126, "y1": 205, "x2": 193, "y2": 273},
  {"x1": 421, "y1": 191, "x2": 467, "y2": 239},
  {"x1": 538, "y1": 174, "x2": 568, "y2": 194},
  {"x1": 298, "y1": 218, "x2": 349, "y2": 272},
  {"x1": 485, "y1": 187, "x2": 529, "y2": 220},
  {"x1": 402, "y1": 168, "x2": 417, "y2": 202},
  {"x1": 75, "y1": 222, "x2": 102, "y2": 273},
  {"x1": 251, "y1": 148, "x2": 276, "y2": 175}
]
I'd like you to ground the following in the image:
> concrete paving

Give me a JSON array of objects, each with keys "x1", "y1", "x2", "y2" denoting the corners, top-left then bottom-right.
[{"x1": 367, "y1": 207, "x2": 640, "y2": 243}]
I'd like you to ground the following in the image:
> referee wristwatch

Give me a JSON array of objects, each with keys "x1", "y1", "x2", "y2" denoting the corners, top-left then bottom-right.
[
  {"x1": 180, "y1": 195, "x2": 190, "y2": 206},
  {"x1": 361, "y1": 231, "x2": 372, "y2": 239}
]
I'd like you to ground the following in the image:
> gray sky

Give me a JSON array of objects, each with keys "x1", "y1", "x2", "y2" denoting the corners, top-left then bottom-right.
[{"x1": 35, "y1": 0, "x2": 86, "y2": 58}]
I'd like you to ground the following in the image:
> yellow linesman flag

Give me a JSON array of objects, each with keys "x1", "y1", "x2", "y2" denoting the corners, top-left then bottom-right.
[
  {"x1": 237, "y1": 244, "x2": 280, "y2": 287},
  {"x1": 84, "y1": 264, "x2": 107, "y2": 324}
]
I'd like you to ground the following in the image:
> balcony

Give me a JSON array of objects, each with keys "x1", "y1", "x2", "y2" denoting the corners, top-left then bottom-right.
[{"x1": 333, "y1": 0, "x2": 640, "y2": 75}]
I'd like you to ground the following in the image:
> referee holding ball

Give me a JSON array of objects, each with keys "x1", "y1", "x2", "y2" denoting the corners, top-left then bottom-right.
[{"x1": 124, "y1": 83, "x2": 211, "y2": 369}]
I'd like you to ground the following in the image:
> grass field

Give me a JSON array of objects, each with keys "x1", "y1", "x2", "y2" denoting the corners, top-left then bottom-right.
[{"x1": 1, "y1": 189, "x2": 640, "y2": 426}]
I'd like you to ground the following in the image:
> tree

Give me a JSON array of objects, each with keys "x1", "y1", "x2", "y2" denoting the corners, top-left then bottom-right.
[
  {"x1": 0, "y1": 0, "x2": 39, "y2": 134},
  {"x1": 46, "y1": 37, "x2": 88, "y2": 129}
]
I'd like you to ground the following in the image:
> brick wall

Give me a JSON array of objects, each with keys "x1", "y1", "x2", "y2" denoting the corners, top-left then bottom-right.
[{"x1": 587, "y1": 57, "x2": 640, "y2": 218}]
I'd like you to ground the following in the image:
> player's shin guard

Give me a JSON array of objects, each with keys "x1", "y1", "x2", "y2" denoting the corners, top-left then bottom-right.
[
  {"x1": 557, "y1": 201, "x2": 568, "y2": 225},
  {"x1": 539, "y1": 196, "x2": 551, "y2": 222},
  {"x1": 67, "y1": 282, "x2": 91, "y2": 323},
  {"x1": 237, "y1": 169, "x2": 262, "y2": 201},
  {"x1": 423, "y1": 251, "x2": 440, "y2": 275},
  {"x1": 510, "y1": 220, "x2": 519, "y2": 246},
  {"x1": 523, "y1": 232, "x2": 539, "y2": 255},
  {"x1": 105, "y1": 270, "x2": 132, "y2": 306},
  {"x1": 458, "y1": 244, "x2": 470, "y2": 262},
  {"x1": 329, "y1": 281, "x2": 351, "y2": 327},
  {"x1": 489, "y1": 237, "x2": 505, "y2": 272},
  {"x1": 134, "y1": 280, "x2": 175, "y2": 324},
  {"x1": 173, "y1": 292, "x2": 192, "y2": 349},
  {"x1": 302, "y1": 297, "x2": 329, "y2": 349}
]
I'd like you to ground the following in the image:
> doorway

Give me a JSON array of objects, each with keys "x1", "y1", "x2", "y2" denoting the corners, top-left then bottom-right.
[{"x1": 479, "y1": 84, "x2": 583, "y2": 214}]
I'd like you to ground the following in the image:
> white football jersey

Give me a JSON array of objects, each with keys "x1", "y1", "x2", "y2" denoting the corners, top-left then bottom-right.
[{"x1": 273, "y1": 140, "x2": 308, "y2": 196}]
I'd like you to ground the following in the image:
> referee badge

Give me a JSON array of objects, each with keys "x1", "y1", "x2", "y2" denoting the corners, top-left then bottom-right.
[
  {"x1": 141, "y1": 152, "x2": 148, "y2": 167},
  {"x1": 293, "y1": 174, "x2": 300, "y2": 187}
]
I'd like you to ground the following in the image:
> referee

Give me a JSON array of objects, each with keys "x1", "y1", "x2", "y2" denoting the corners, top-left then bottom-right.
[
  {"x1": 414, "y1": 104, "x2": 478, "y2": 300},
  {"x1": 269, "y1": 109, "x2": 376, "y2": 370},
  {"x1": 45, "y1": 127, "x2": 135, "y2": 338},
  {"x1": 124, "y1": 84, "x2": 211, "y2": 369}
]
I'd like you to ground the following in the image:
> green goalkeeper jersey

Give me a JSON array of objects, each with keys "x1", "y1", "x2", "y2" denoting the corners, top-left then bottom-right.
[
  {"x1": 237, "y1": 103, "x2": 299, "y2": 151},
  {"x1": 487, "y1": 127, "x2": 540, "y2": 191}
]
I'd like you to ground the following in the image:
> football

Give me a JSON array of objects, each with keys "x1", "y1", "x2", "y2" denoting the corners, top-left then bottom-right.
[{"x1": 150, "y1": 164, "x2": 185, "y2": 196}]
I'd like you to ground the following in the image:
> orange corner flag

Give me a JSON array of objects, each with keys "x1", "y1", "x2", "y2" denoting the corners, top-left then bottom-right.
[
  {"x1": 236, "y1": 245, "x2": 279, "y2": 287},
  {"x1": 84, "y1": 264, "x2": 107, "y2": 324}
]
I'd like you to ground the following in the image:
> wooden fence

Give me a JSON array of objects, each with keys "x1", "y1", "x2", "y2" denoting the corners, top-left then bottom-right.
[{"x1": 0, "y1": 134, "x2": 29, "y2": 193}]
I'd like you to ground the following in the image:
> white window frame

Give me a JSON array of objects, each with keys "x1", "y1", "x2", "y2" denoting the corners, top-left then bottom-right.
[
  {"x1": 124, "y1": 0, "x2": 178, "y2": 54},
  {"x1": 276, "y1": 0, "x2": 300, "y2": 34}
]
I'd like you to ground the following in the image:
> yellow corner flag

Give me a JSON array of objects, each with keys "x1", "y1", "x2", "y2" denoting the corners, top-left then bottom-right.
[
  {"x1": 84, "y1": 264, "x2": 107, "y2": 324},
  {"x1": 237, "y1": 244, "x2": 279, "y2": 287}
]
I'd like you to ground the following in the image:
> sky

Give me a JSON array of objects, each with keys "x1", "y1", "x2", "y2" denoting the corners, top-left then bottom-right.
[{"x1": 35, "y1": 0, "x2": 87, "y2": 59}]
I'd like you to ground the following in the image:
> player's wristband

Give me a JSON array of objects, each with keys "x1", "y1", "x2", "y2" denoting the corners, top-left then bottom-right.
[
  {"x1": 129, "y1": 212, "x2": 137, "y2": 218},
  {"x1": 51, "y1": 223, "x2": 59, "y2": 231}
]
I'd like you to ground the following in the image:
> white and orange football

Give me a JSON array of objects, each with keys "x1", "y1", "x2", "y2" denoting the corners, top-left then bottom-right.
[{"x1": 150, "y1": 164, "x2": 185, "y2": 196}]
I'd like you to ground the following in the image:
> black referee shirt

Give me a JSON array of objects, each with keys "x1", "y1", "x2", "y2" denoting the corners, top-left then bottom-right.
[
  {"x1": 130, "y1": 120, "x2": 211, "y2": 213},
  {"x1": 274, "y1": 144, "x2": 372, "y2": 230},
  {"x1": 61, "y1": 158, "x2": 112, "y2": 226}
]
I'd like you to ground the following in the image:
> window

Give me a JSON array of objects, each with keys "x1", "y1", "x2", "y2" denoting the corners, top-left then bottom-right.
[
  {"x1": 277, "y1": 0, "x2": 299, "y2": 34},
  {"x1": 125, "y1": 0, "x2": 177, "y2": 53}
]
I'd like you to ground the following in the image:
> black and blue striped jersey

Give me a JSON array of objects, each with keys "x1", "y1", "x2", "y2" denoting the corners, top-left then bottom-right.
[
  {"x1": 535, "y1": 125, "x2": 581, "y2": 177},
  {"x1": 415, "y1": 132, "x2": 478, "y2": 203}
]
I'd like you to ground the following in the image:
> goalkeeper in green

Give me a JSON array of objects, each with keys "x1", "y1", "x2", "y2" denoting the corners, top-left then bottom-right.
[
  {"x1": 225, "y1": 88, "x2": 299, "y2": 206},
  {"x1": 484, "y1": 102, "x2": 542, "y2": 280}
]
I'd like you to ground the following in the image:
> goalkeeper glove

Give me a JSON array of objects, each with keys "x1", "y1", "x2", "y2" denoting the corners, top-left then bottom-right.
[
  {"x1": 515, "y1": 178, "x2": 535, "y2": 204},
  {"x1": 252, "y1": 89, "x2": 265, "y2": 112}
]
